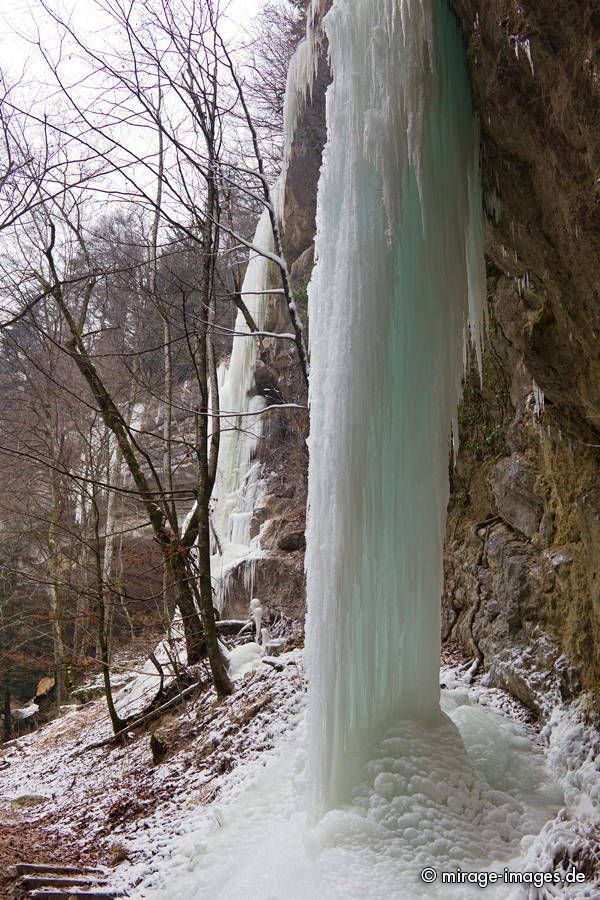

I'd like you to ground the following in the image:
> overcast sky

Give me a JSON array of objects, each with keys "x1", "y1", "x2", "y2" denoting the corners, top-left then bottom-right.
[
  {"x1": 0, "y1": 0, "x2": 265, "y2": 83},
  {"x1": 0, "y1": 0, "x2": 271, "y2": 259}
]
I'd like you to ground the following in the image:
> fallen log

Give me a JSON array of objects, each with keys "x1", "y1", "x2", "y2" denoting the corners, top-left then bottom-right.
[
  {"x1": 80, "y1": 680, "x2": 205, "y2": 753},
  {"x1": 215, "y1": 619, "x2": 250, "y2": 637}
]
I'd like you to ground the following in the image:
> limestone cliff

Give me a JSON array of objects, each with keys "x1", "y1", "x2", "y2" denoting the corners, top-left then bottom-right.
[
  {"x1": 444, "y1": 0, "x2": 600, "y2": 716},
  {"x1": 228, "y1": 0, "x2": 599, "y2": 720}
]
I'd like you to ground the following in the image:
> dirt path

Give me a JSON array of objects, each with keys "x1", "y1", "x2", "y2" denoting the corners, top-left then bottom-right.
[{"x1": 0, "y1": 801, "x2": 104, "y2": 900}]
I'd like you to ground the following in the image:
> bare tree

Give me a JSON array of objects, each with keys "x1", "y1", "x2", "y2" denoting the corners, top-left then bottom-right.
[
  {"x1": 0, "y1": 0, "x2": 311, "y2": 720},
  {"x1": 246, "y1": 0, "x2": 308, "y2": 165}
]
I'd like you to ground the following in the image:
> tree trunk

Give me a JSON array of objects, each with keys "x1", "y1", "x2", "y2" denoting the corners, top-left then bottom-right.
[
  {"x1": 48, "y1": 581, "x2": 67, "y2": 708},
  {"x1": 48, "y1": 512, "x2": 68, "y2": 707},
  {"x1": 166, "y1": 544, "x2": 206, "y2": 665},
  {"x1": 103, "y1": 430, "x2": 124, "y2": 653},
  {"x1": 2, "y1": 682, "x2": 11, "y2": 743},
  {"x1": 195, "y1": 462, "x2": 232, "y2": 695},
  {"x1": 47, "y1": 267, "x2": 207, "y2": 666},
  {"x1": 46, "y1": 421, "x2": 69, "y2": 708},
  {"x1": 98, "y1": 587, "x2": 126, "y2": 735},
  {"x1": 92, "y1": 490, "x2": 126, "y2": 735},
  {"x1": 192, "y1": 165, "x2": 232, "y2": 697}
]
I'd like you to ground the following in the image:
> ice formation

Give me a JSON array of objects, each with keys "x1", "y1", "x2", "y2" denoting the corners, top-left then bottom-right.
[
  {"x1": 226, "y1": 641, "x2": 264, "y2": 680},
  {"x1": 210, "y1": 206, "x2": 272, "y2": 565},
  {"x1": 305, "y1": 0, "x2": 486, "y2": 813},
  {"x1": 208, "y1": 197, "x2": 279, "y2": 612},
  {"x1": 137, "y1": 686, "x2": 564, "y2": 900},
  {"x1": 282, "y1": 0, "x2": 328, "y2": 169},
  {"x1": 210, "y1": 7, "x2": 321, "y2": 608},
  {"x1": 532, "y1": 379, "x2": 545, "y2": 418},
  {"x1": 250, "y1": 597, "x2": 263, "y2": 640}
]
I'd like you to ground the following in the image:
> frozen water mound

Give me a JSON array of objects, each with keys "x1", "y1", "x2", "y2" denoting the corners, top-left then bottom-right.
[
  {"x1": 138, "y1": 695, "x2": 563, "y2": 900},
  {"x1": 309, "y1": 714, "x2": 559, "y2": 897}
]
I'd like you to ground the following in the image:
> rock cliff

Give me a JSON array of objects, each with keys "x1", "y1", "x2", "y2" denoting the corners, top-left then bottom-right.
[
  {"x1": 444, "y1": 0, "x2": 600, "y2": 716},
  {"x1": 225, "y1": 0, "x2": 600, "y2": 721}
]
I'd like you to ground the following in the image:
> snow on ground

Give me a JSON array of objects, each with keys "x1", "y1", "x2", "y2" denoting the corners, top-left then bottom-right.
[
  {"x1": 441, "y1": 649, "x2": 600, "y2": 898},
  {"x1": 1, "y1": 647, "x2": 598, "y2": 900},
  {"x1": 0, "y1": 648, "x2": 304, "y2": 897},
  {"x1": 131, "y1": 664, "x2": 579, "y2": 900}
]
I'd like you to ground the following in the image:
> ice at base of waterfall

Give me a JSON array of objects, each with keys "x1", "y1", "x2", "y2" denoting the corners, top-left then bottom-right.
[{"x1": 135, "y1": 688, "x2": 567, "y2": 900}]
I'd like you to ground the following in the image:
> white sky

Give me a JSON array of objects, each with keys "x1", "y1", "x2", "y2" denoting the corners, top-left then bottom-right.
[
  {"x1": 0, "y1": 0, "x2": 265, "y2": 83},
  {"x1": 0, "y1": 0, "x2": 271, "y2": 273}
]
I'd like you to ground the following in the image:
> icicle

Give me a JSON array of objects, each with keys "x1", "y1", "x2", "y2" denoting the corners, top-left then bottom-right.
[
  {"x1": 532, "y1": 380, "x2": 545, "y2": 419},
  {"x1": 210, "y1": 10, "x2": 322, "y2": 610},
  {"x1": 282, "y1": 2, "x2": 324, "y2": 168},
  {"x1": 524, "y1": 39, "x2": 535, "y2": 75},
  {"x1": 511, "y1": 34, "x2": 535, "y2": 76},
  {"x1": 305, "y1": 0, "x2": 485, "y2": 815}
]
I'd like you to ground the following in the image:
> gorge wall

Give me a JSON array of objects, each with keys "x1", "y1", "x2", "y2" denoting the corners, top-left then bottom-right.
[
  {"x1": 222, "y1": 0, "x2": 599, "y2": 722},
  {"x1": 444, "y1": 0, "x2": 600, "y2": 717},
  {"x1": 214, "y1": 3, "x2": 331, "y2": 627}
]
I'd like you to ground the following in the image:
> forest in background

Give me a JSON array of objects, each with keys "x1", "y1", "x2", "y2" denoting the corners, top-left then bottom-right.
[{"x1": 0, "y1": 0, "x2": 307, "y2": 738}]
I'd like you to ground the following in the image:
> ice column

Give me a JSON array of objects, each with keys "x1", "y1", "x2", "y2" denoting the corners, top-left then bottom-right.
[
  {"x1": 211, "y1": 21, "x2": 321, "y2": 594},
  {"x1": 305, "y1": 0, "x2": 485, "y2": 814},
  {"x1": 211, "y1": 206, "x2": 273, "y2": 556}
]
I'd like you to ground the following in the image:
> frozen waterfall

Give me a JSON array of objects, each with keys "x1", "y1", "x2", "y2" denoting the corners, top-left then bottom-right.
[
  {"x1": 305, "y1": 0, "x2": 486, "y2": 814},
  {"x1": 210, "y1": 202, "x2": 274, "y2": 604},
  {"x1": 210, "y1": 6, "x2": 322, "y2": 609},
  {"x1": 137, "y1": 4, "x2": 571, "y2": 897}
]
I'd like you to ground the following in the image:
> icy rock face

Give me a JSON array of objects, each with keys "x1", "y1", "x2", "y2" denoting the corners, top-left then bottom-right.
[
  {"x1": 210, "y1": 8, "x2": 327, "y2": 620},
  {"x1": 210, "y1": 186, "x2": 306, "y2": 617},
  {"x1": 441, "y1": 1, "x2": 600, "y2": 706},
  {"x1": 305, "y1": 0, "x2": 485, "y2": 814}
]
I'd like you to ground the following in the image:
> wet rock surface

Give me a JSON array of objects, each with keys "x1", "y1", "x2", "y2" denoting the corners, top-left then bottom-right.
[{"x1": 443, "y1": 0, "x2": 600, "y2": 715}]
